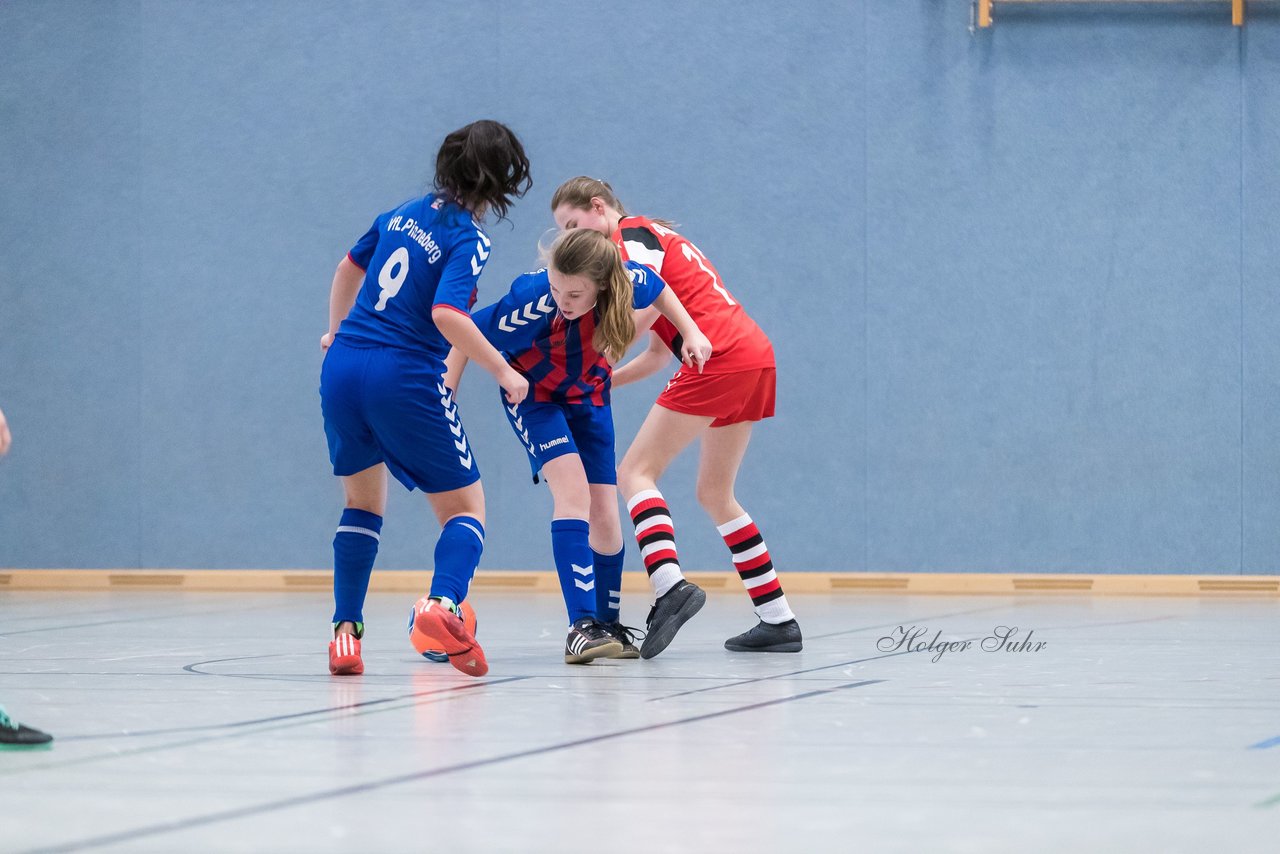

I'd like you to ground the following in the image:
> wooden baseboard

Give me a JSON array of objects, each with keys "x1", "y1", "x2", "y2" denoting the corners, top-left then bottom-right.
[{"x1": 1, "y1": 569, "x2": 1277, "y2": 597}]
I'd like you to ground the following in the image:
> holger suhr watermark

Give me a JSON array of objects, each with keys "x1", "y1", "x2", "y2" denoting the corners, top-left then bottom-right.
[{"x1": 877, "y1": 625, "x2": 1047, "y2": 663}]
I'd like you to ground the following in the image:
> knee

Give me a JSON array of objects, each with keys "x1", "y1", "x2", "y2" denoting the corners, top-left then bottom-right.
[
  {"x1": 553, "y1": 495, "x2": 591, "y2": 520},
  {"x1": 695, "y1": 479, "x2": 732, "y2": 518},
  {"x1": 615, "y1": 459, "x2": 640, "y2": 492}
]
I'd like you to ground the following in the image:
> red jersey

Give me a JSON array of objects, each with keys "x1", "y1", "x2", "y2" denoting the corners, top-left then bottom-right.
[{"x1": 612, "y1": 216, "x2": 774, "y2": 374}]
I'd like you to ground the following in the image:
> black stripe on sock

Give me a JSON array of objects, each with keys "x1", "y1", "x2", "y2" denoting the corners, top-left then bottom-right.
[
  {"x1": 727, "y1": 533, "x2": 764, "y2": 554},
  {"x1": 630, "y1": 506, "x2": 670, "y2": 527},
  {"x1": 736, "y1": 561, "x2": 774, "y2": 581},
  {"x1": 638, "y1": 530, "x2": 676, "y2": 550},
  {"x1": 751, "y1": 587, "x2": 786, "y2": 605},
  {"x1": 644, "y1": 557, "x2": 680, "y2": 576}
]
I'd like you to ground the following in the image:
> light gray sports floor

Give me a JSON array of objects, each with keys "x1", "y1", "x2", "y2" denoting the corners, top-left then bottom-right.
[{"x1": 0, "y1": 588, "x2": 1277, "y2": 853}]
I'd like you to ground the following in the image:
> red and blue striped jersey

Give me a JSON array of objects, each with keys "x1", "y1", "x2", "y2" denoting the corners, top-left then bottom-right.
[{"x1": 472, "y1": 261, "x2": 667, "y2": 405}]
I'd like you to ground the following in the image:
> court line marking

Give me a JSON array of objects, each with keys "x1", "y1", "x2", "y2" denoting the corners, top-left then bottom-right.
[
  {"x1": 651, "y1": 606, "x2": 1187, "y2": 702},
  {"x1": 59, "y1": 673, "x2": 534, "y2": 742},
  {"x1": 0, "y1": 675, "x2": 530, "y2": 779},
  {"x1": 649, "y1": 604, "x2": 1019, "y2": 702},
  {"x1": 18, "y1": 679, "x2": 884, "y2": 854}
]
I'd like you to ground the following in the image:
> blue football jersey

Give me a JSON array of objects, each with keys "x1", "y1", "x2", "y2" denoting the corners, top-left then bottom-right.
[
  {"x1": 471, "y1": 261, "x2": 667, "y2": 404},
  {"x1": 338, "y1": 193, "x2": 491, "y2": 359}
]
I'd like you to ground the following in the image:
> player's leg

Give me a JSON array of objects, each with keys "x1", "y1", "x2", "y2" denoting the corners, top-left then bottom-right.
[
  {"x1": 616, "y1": 404, "x2": 712, "y2": 658},
  {"x1": 588, "y1": 483, "x2": 627, "y2": 627},
  {"x1": 572, "y1": 404, "x2": 636, "y2": 656},
  {"x1": 698, "y1": 422, "x2": 801, "y2": 652},
  {"x1": 698, "y1": 367, "x2": 800, "y2": 652},
  {"x1": 371, "y1": 360, "x2": 489, "y2": 676},
  {"x1": 590, "y1": 482, "x2": 638, "y2": 656},
  {"x1": 330, "y1": 465, "x2": 388, "y2": 668},
  {"x1": 407, "y1": 481, "x2": 489, "y2": 676},
  {"x1": 320, "y1": 340, "x2": 387, "y2": 675},
  {"x1": 542, "y1": 453, "x2": 622, "y2": 663}
]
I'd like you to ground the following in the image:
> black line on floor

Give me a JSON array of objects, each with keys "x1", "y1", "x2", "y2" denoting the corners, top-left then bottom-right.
[
  {"x1": 651, "y1": 606, "x2": 1188, "y2": 702},
  {"x1": 19, "y1": 679, "x2": 883, "y2": 854},
  {"x1": 649, "y1": 650, "x2": 915, "y2": 700},
  {"x1": 57, "y1": 675, "x2": 532, "y2": 742},
  {"x1": 0, "y1": 677, "x2": 530, "y2": 780},
  {"x1": 648, "y1": 604, "x2": 1020, "y2": 702}
]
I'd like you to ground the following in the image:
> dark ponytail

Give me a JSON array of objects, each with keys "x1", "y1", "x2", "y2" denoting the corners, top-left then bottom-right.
[{"x1": 435, "y1": 120, "x2": 532, "y2": 221}]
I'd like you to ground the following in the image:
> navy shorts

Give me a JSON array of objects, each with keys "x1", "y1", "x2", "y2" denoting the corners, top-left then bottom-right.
[
  {"x1": 502, "y1": 395, "x2": 617, "y2": 485},
  {"x1": 320, "y1": 337, "x2": 480, "y2": 493}
]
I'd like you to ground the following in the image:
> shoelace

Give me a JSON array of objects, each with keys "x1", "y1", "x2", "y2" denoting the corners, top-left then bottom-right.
[{"x1": 609, "y1": 623, "x2": 646, "y2": 645}]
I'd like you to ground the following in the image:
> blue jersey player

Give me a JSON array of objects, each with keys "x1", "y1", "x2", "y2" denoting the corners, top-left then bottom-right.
[
  {"x1": 457, "y1": 228, "x2": 711, "y2": 664},
  {"x1": 319, "y1": 120, "x2": 531, "y2": 677}
]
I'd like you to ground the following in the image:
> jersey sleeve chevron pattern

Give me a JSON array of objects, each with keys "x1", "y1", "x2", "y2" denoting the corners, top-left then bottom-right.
[
  {"x1": 432, "y1": 226, "x2": 491, "y2": 314},
  {"x1": 471, "y1": 270, "x2": 558, "y2": 354},
  {"x1": 624, "y1": 260, "x2": 667, "y2": 309}
]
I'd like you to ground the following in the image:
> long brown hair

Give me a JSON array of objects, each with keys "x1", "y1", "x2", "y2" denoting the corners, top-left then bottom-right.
[
  {"x1": 550, "y1": 176, "x2": 678, "y2": 230},
  {"x1": 548, "y1": 229, "x2": 635, "y2": 363}
]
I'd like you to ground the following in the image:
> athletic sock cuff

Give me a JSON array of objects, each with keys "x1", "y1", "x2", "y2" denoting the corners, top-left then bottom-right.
[
  {"x1": 626, "y1": 489, "x2": 665, "y2": 512},
  {"x1": 339, "y1": 508, "x2": 383, "y2": 534},
  {"x1": 716, "y1": 513, "x2": 753, "y2": 536},
  {"x1": 444, "y1": 515, "x2": 485, "y2": 545},
  {"x1": 551, "y1": 517, "x2": 590, "y2": 534}
]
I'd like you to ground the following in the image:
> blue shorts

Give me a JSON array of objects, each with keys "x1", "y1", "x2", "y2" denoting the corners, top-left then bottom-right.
[
  {"x1": 502, "y1": 395, "x2": 617, "y2": 485},
  {"x1": 320, "y1": 337, "x2": 481, "y2": 493}
]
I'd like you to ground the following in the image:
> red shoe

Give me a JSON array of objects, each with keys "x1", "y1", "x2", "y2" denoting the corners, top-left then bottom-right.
[
  {"x1": 328, "y1": 632, "x2": 364, "y2": 675},
  {"x1": 413, "y1": 598, "x2": 488, "y2": 677}
]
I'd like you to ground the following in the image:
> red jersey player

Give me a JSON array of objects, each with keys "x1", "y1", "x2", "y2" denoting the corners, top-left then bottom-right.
[{"x1": 551, "y1": 176, "x2": 802, "y2": 658}]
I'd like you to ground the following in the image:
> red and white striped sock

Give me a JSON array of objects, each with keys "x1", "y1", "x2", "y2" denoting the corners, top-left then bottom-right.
[
  {"x1": 718, "y1": 513, "x2": 794, "y2": 623},
  {"x1": 627, "y1": 489, "x2": 684, "y2": 597}
]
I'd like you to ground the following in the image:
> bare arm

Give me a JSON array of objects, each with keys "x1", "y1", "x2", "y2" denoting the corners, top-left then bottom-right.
[
  {"x1": 612, "y1": 332, "x2": 674, "y2": 389},
  {"x1": 630, "y1": 305, "x2": 660, "y2": 348},
  {"x1": 0, "y1": 406, "x2": 10, "y2": 456},
  {"x1": 650, "y1": 288, "x2": 712, "y2": 372},
  {"x1": 443, "y1": 348, "x2": 469, "y2": 396},
  {"x1": 321, "y1": 256, "x2": 365, "y2": 350},
  {"x1": 433, "y1": 308, "x2": 528, "y2": 405}
]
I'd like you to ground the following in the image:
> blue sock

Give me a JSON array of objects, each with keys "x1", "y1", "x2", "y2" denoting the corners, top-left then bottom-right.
[
  {"x1": 332, "y1": 508, "x2": 383, "y2": 627},
  {"x1": 551, "y1": 518, "x2": 595, "y2": 623},
  {"x1": 429, "y1": 515, "x2": 485, "y2": 605},
  {"x1": 593, "y1": 546, "x2": 624, "y2": 623}
]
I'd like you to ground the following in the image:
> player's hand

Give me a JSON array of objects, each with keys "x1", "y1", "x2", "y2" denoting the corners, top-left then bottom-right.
[
  {"x1": 0, "y1": 407, "x2": 11, "y2": 456},
  {"x1": 680, "y1": 331, "x2": 713, "y2": 374},
  {"x1": 320, "y1": 332, "x2": 335, "y2": 351},
  {"x1": 499, "y1": 368, "x2": 529, "y2": 406}
]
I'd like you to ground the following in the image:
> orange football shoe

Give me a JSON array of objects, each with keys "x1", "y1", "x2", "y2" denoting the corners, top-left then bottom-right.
[
  {"x1": 409, "y1": 598, "x2": 478, "y2": 663},
  {"x1": 328, "y1": 631, "x2": 364, "y2": 676},
  {"x1": 412, "y1": 597, "x2": 488, "y2": 677}
]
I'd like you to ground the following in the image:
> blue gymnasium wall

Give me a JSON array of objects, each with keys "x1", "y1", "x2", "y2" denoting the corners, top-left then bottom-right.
[{"x1": 0, "y1": 1, "x2": 1276, "y2": 574}]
